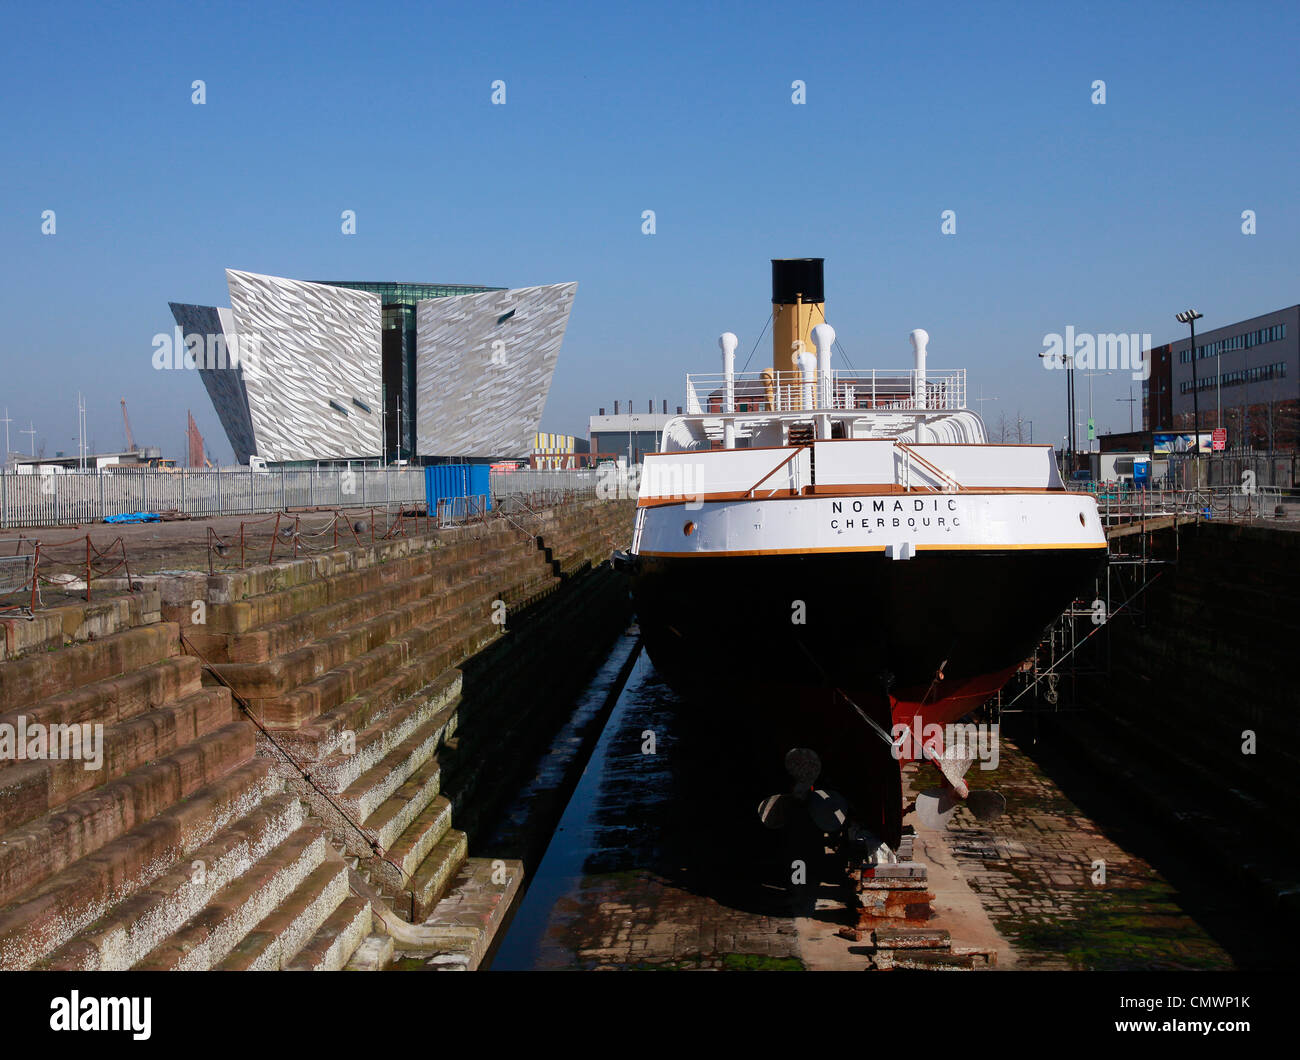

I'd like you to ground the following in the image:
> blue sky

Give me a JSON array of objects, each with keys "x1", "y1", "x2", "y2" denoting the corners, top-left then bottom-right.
[{"x1": 1, "y1": 0, "x2": 1296, "y2": 460}]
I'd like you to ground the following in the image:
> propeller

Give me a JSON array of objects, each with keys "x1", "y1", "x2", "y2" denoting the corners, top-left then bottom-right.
[
  {"x1": 756, "y1": 748, "x2": 851, "y2": 835},
  {"x1": 808, "y1": 787, "x2": 851, "y2": 833},
  {"x1": 965, "y1": 789, "x2": 1007, "y2": 822},
  {"x1": 913, "y1": 745, "x2": 1005, "y2": 829},
  {"x1": 914, "y1": 786, "x2": 961, "y2": 830},
  {"x1": 757, "y1": 793, "x2": 793, "y2": 829},
  {"x1": 784, "y1": 747, "x2": 821, "y2": 786}
]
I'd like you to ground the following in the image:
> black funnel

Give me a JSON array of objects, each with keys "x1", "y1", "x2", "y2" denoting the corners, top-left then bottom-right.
[{"x1": 771, "y1": 258, "x2": 824, "y2": 305}]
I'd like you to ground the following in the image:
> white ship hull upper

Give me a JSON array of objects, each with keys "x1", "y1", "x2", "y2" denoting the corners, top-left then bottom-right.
[{"x1": 635, "y1": 492, "x2": 1105, "y2": 557}]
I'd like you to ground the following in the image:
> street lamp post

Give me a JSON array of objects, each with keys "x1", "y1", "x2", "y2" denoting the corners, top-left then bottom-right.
[
  {"x1": 1216, "y1": 345, "x2": 1222, "y2": 435},
  {"x1": 1079, "y1": 370, "x2": 1112, "y2": 453},
  {"x1": 1176, "y1": 310, "x2": 1204, "y2": 450},
  {"x1": 1065, "y1": 356, "x2": 1073, "y2": 467},
  {"x1": 1116, "y1": 387, "x2": 1138, "y2": 432},
  {"x1": 1039, "y1": 349, "x2": 1074, "y2": 473}
]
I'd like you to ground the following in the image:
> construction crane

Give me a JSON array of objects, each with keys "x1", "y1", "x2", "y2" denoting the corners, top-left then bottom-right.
[
  {"x1": 187, "y1": 411, "x2": 199, "y2": 468},
  {"x1": 120, "y1": 398, "x2": 136, "y2": 453}
]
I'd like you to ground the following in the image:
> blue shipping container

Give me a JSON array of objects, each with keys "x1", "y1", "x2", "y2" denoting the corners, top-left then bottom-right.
[{"x1": 425, "y1": 464, "x2": 492, "y2": 513}]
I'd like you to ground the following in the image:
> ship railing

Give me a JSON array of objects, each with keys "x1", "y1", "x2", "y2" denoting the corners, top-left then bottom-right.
[
  {"x1": 684, "y1": 368, "x2": 966, "y2": 415},
  {"x1": 1076, "y1": 485, "x2": 1266, "y2": 526},
  {"x1": 895, "y1": 443, "x2": 963, "y2": 493}
]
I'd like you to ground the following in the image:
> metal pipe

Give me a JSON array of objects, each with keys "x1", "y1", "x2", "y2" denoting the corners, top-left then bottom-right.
[
  {"x1": 720, "y1": 332, "x2": 738, "y2": 449},
  {"x1": 910, "y1": 329, "x2": 929, "y2": 407},
  {"x1": 812, "y1": 323, "x2": 835, "y2": 437},
  {"x1": 798, "y1": 350, "x2": 817, "y2": 412}
]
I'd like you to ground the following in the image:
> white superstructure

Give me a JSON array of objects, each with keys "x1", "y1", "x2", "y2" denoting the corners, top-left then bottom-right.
[{"x1": 632, "y1": 326, "x2": 1105, "y2": 559}]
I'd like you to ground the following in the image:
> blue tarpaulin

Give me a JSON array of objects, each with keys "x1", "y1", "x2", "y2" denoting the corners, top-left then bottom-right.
[
  {"x1": 104, "y1": 512, "x2": 161, "y2": 524},
  {"x1": 424, "y1": 464, "x2": 491, "y2": 513}
]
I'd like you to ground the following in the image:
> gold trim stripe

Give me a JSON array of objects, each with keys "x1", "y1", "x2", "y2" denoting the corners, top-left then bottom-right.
[{"x1": 638, "y1": 542, "x2": 1107, "y2": 558}]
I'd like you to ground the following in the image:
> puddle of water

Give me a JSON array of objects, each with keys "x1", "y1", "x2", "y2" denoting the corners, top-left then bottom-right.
[{"x1": 491, "y1": 650, "x2": 657, "y2": 969}]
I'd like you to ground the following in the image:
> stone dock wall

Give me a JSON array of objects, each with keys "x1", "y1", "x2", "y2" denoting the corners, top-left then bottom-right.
[
  {"x1": 1053, "y1": 520, "x2": 1300, "y2": 925},
  {"x1": 0, "y1": 499, "x2": 634, "y2": 970}
]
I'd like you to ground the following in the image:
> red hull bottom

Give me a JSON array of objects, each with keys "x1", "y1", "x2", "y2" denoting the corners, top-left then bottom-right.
[
  {"x1": 688, "y1": 666, "x2": 1017, "y2": 849},
  {"x1": 886, "y1": 664, "x2": 1017, "y2": 739}
]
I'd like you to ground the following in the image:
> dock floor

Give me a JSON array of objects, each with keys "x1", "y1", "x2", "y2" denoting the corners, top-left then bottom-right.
[{"x1": 489, "y1": 646, "x2": 1244, "y2": 971}]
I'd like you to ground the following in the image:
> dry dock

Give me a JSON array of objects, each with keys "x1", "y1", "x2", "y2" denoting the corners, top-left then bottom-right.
[
  {"x1": 1, "y1": 498, "x2": 1293, "y2": 972},
  {"x1": 490, "y1": 635, "x2": 1252, "y2": 971}
]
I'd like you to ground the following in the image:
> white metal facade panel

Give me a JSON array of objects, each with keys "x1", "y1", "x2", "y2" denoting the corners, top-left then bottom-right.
[
  {"x1": 414, "y1": 282, "x2": 576, "y2": 458},
  {"x1": 169, "y1": 302, "x2": 259, "y2": 465},
  {"x1": 226, "y1": 269, "x2": 383, "y2": 462}
]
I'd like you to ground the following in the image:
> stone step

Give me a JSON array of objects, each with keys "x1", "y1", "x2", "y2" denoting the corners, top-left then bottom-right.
[
  {"x1": 190, "y1": 544, "x2": 525, "y2": 662},
  {"x1": 409, "y1": 829, "x2": 469, "y2": 921},
  {"x1": 196, "y1": 549, "x2": 442, "y2": 637},
  {"x1": 887, "y1": 950, "x2": 978, "y2": 971},
  {"x1": 290, "y1": 742, "x2": 448, "y2": 871},
  {"x1": 364, "y1": 765, "x2": 449, "y2": 870},
  {"x1": 345, "y1": 932, "x2": 394, "y2": 971},
  {"x1": 0, "y1": 655, "x2": 204, "y2": 738},
  {"x1": 329, "y1": 711, "x2": 452, "y2": 825},
  {"x1": 496, "y1": 538, "x2": 613, "y2": 629},
  {"x1": 250, "y1": 597, "x2": 502, "y2": 730},
  {"x1": 854, "y1": 885, "x2": 935, "y2": 924},
  {"x1": 0, "y1": 688, "x2": 236, "y2": 833},
  {"x1": 501, "y1": 529, "x2": 620, "y2": 621},
  {"x1": 873, "y1": 927, "x2": 952, "y2": 950},
  {"x1": 200, "y1": 534, "x2": 457, "y2": 617},
  {"x1": 0, "y1": 622, "x2": 180, "y2": 712},
  {"x1": 501, "y1": 570, "x2": 563, "y2": 617},
  {"x1": 198, "y1": 530, "x2": 522, "y2": 636},
  {"x1": 0, "y1": 714, "x2": 254, "y2": 908},
  {"x1": 40, "y1": 791, "x2": 304, "y2": 972},
  {"x1": 0, "y1": 592, "x2": 163, "y2": 663},
  {"x1": 1, "y1": 757, "x2": 280, "y2": 970},
  {"x1": 437, "y1": 569, "x2": 626, "y2": 825},
  {"x1": 417, "y1": 856, "x2": 523, "y2": 971},
  {"x1": 867, "y1": 863, "x2": 928, "y2": 881},
  {"x1": 209, "y1": 603, "x2": 435, "y2": 703},
  {"x1": 280, "y1": 666, "x2": 460, "y2": 775},
  {"x1": 207, "y1": 551, "x2": 540, "y2": 716},
  {"x1": 134, "y1": 824, "x2": 330, "y2": 970},
  {"x1": 280, "y1": 892, "x2": 371, "y2": 972},
  {"x1": 372, "y1": 788, "x2": 453, "y2": 888},
  {"x1": 553, "y1": 526, "x2": 619, "y2": 576},
  {"x1": 451, "y1": 562, "x2": 618, "y2": 715},
  {"x1": 189, "y1": 574, "x2": 423, "y2": 664}
]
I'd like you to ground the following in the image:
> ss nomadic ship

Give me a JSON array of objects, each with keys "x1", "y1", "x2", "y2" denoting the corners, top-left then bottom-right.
[{"x1": 616, "y1": 259, "x2": 1107, "y2": 848}]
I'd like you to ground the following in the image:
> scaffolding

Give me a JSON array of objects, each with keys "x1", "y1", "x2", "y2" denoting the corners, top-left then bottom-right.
[{"x1": 991, "y1": 487, "x2": 1267, "y2": 719}]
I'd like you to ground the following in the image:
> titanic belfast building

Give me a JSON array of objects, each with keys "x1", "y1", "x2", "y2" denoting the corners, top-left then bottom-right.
[{"x1": 169, "y1": 269, "x2": 577, "y2": 465}]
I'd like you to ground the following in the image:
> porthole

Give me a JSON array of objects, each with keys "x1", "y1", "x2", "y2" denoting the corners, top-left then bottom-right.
[
  {"x1": 683, "y1": 521, "x2": 696, "y2": 536},
  {"x1": 1079, "y1": 512, "x2": 1086, "y2": 526}
]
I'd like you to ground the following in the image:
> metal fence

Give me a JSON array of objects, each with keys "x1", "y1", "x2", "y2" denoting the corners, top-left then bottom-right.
[
  {"x1": 489, "y1": 468, "x2": 598, "y2": 502},
  {"x1": 1164, "y1": 451, "x2": 1298, "y2": 492},
  {"x1": 436, "y1": 494, "x2": 490, "y2": 526},
  {"x1": 1067, "y1": 483, "x2": 1283, "y2": 524},
  {"x1": 0, "y1": 554, "x2": 34, "y2": 595},
  {"x1": 0, "y1": 467, "x2": 428, "y2": 529}
]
